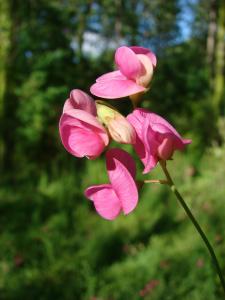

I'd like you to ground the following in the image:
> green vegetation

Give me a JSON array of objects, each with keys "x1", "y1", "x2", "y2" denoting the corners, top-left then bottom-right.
[{"x1": 0, "y1": 0, "x2": 224, "y2": 299}]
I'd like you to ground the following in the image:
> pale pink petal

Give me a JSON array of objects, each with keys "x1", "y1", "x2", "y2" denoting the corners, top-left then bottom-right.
[
  {"x1": 90, "y1": 79, "x2": 145, "y2": 99},
  {"x1": 96, "y1": 70, "x2": 126, "y2": 82},
  {"x1": 106, "y1": 149, "x2": 138, "y2": 215},
  {"x1": 129, "y1": 46, "x2": 157, "y2": 67},
  {"x1": 85, "y1": 184, "x2": 121, "y2": 220},
  {"x1": 115, "y1": 46, "x2": 142, "y2": 80},
  {"x1": 107, "y1": 116, "x2": 136, "y2": 145},
  {"x1": 183, "y1": 139, "x2": 192, "y2": 145},
  {"x1": 63, "y1": 89, "x2": 96, "y2": 115},
  {"x1": 63, "y1": 98, "x2": 74, "y2": 113}
]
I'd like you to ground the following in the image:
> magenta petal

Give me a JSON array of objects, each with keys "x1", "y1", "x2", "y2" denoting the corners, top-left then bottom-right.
[
  {"x1": 90, "y1": 79, "x2": 145, "y2": 99},
  {"x1": 157, "y1": 137, "x2": 174, "y2": 160},
  {"x1": 63, "y1": 89, "x2": 96, "y2": 115},
  {"x1": 60, "y1": 124, "x2": 105, "y2": 158},
  {"x1": 64, "y1": 109, "x2": 109, "y2": 146},
  {"x1": 115, "y1": 46, "x2": 142, "y2": 80},
  {"x1": 68, "y1": 128, "x2": 105, "y2": 158},
  {"x1": 142, "y1": 121, "x2": 159, "y2": 173},
  {"x1": 106, "y1": 148, "x2": 136, "y2": 178},
  {"x1": 85, "y1": 184, "x2": 121, "y2": 220},
  {"x1": 129, "y1": 46, "x2": 157, "y2": 67},
  {"x1": 106, "y1": 149, "x2": 138, "y2": 215}
]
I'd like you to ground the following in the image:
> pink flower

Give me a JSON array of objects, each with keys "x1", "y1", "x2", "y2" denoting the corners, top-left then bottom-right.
[
  {"x1": 85, "y1": 148, "x2": 138, "y2": 220},
  {"x1": 90, "y1": 46, "x2": 157, "y2": 99},
  {"x1": 59, "y1": 89, "x2": 109, "y2": 159},
  {"x1": 127, "y1": 108, "x2": 191, "y2": 174}
]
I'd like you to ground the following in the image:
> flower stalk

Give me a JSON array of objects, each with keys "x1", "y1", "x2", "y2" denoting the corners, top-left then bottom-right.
[{"x1": 159, "y1": 160, "x2": 225, "y2": 295}]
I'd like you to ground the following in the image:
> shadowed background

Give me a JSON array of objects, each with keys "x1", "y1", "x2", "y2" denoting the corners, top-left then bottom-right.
[{"x1": 0, "y1": 0, "x2": 224, "y2": 299}]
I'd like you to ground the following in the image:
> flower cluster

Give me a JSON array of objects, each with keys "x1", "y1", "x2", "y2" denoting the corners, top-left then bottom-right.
[{"x1": 59, "y1": 46, "x2": 191, "y2": 220}]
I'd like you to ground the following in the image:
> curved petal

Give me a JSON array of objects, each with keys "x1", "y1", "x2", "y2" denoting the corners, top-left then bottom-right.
[
  {"x1": 157, "y1": 137, "x2": 174, "y2": 160},
  {"x1": 106, "y1": 148, "x2": 136, "y2": 178},
  {"x1": 62, "y1": 98, "x2": 72, "y2": 113},
  {"x1": 64, "y1": 109, "x2": 109, "y2": 146},
  {"x1": 85, "y1": 184, "x2": 121, "y2": 220},
  {"x1": 129, "y1": 46, "x2": 157, "y2": 67},
  {"x1": 115, "y1": 46, "x2": 142, "y2": 80},
  {"x1": 90, "y1": 79, "x2": 145, "y2": 99},
  {"x1": 96, "y1": 70, "x2": 126, "y2": 82},
  {"x1": 142, "y1": 121, "x2": 159, "y2": 173},
  {"x1": 63, "y1": 89, "x2": 96, "y2": 115},
  {"x1": 127, "y1": 109, "x2": 159, "y2": 173},
  {"x1": 106, "y1": 149, "x2": 138, "y2": 215},
  {"x1": 183, "y1": 139, "x2": 192, "y2": 145},
  {"x1": 60, "y1": 123, "x2": 105, "y2": 158}
]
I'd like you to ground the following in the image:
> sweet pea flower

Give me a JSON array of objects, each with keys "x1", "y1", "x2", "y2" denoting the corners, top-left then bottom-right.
[
  {"x1": 85, "y1": 148, "x2": 138, "y2": 220},
  {"x1": 127, "y1": 108, "x2": 191, "y2": 174},
  {"x1": 96, "y1": 101, "x2": 136, "y2": 144},
  {"x1": 90, "y1": 46, "x2": 157, "y2": 99},
  {"x1": 59, "y1": 89, "x2": 109, "y2": 159}
]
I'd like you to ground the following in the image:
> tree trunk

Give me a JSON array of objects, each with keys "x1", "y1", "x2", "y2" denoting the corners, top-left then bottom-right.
[{"x1": 213, "y1": 0, "x2": 225, "y2": 115}]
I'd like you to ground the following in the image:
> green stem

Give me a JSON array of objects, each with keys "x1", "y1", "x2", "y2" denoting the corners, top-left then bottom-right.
[{"x1": 159, "y1": 160, "x2": 225, "y2": 296}]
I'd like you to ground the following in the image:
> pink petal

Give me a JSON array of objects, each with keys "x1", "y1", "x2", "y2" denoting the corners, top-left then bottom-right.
[
  {"x1": 64, "y1": 109, "x2": 109, "y2": 146},
  {"x1": 127, "y1": 109, "x2": 160, "y2": 173},
  {"x1": 90, "y1": 79, "x2": 145, "y2": 99},
  {"x1": 85, "y1": 184, "x2": 121, "y2": 220},
  {"x1": 127, "y1": 109, "x2": 191, "y2": 173},
  {"x1": 60, "y1": 122, "x2": 105, "y2": 158},
  {"x1": 62, "y1": 98, "x2": 72, "y2": 113},
  {"x1": 63, "y1": 89, "x2": 96, "y2": 115},
  {"x1": 106, "y1": 149, "x2": 138, "y2": 215},
  {"x1": 115, "y1": 46, "x2": 142, "y2": 80},
  {"x1": 142, "y1": 121, "x2": 159, "y2": 173},
  {"x1": 96, "y1": 70, "x2": 126, "y2": 82},
  {"x1": 106, "y1": 148, "x2": 136, "y2": 178},
  {"x1": 130, "y1": 109, "x2": 182, "y2": 141},
  {"x1": 183, "y1": 139, "x2": 192, "y2": 145},
  {"x1": 157, "y1": 137, "x2": 174, "y2": 160},
  {"x1": 129, "y1": 46, "x2": 157, "y2": 67}
]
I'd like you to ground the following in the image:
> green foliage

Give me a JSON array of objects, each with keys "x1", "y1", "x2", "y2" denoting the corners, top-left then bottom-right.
[
  {"x1": 1, "y1": 138, "x2": 225, "y2": 299},
  {"x1": 0, "y1": 0, "x2": 225, "y2": 298}
]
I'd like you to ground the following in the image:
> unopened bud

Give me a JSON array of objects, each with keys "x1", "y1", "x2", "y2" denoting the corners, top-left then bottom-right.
[
  {"x1": 96, "y1": 100, "x2": 136, "y2": 144},
  {"x1": 107, "y1": 115, "x2": 136, "y2": 144}
]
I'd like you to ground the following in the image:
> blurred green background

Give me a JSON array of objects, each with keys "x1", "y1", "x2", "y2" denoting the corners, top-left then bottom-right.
[{"x1": 0, "y1": 0, "x2": 225, "y2": 299}]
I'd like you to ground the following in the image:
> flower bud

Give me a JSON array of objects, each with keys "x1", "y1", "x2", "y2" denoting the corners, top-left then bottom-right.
[
  {"x1": 96, "y1": 101, "x2": 136, "y2": 144},
  {"x1": 107, "y1": 115, "x2": 136, "y2": 144}
]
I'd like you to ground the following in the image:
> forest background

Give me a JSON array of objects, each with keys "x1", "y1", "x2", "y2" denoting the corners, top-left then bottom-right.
[{"x1": 0, "y1": 0, "x2": 225, "y2": 299}]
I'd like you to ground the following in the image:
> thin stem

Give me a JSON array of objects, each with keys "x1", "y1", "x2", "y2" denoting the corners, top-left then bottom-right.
[
  {"x1": 144, "y1": 179, "x2": 168, "y2": 184},
  {"x1": 159, "y1": 160, "x2": 225, "y2": 296}
]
